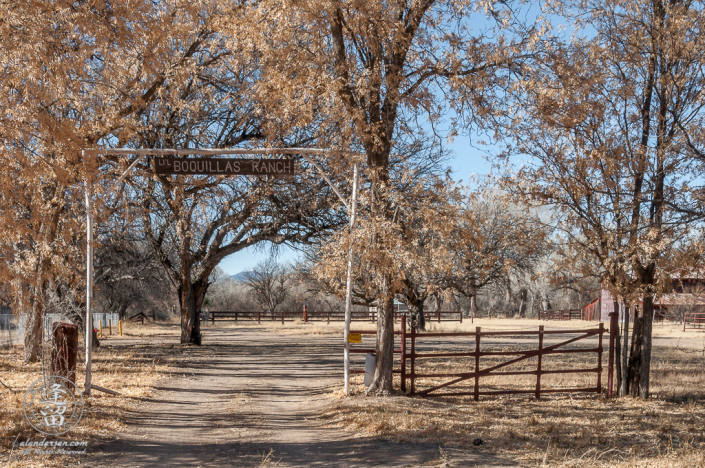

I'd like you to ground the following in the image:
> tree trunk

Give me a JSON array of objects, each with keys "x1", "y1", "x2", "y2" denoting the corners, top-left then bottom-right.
[
  {"x1": 179, "y1": 279, "x2": 202, "y2": 346},
  {"x1": 24, "y1": 295, "x2": 44, "y2": 363},
  {"x1": 367, "y1": 280, "x2": 395, "y2": 395},
  {"x1": 406, "y1": 296, "x2": 426, "y2": 331},
  {"x1": 517, "y1": 288, "x2": 528, "y2": 318},
  {"x1": 639, "y1": 294, "x2": 655, "y2": 398},
  {"x1": 627, "y1": 304, "x2": 643, "y2": 397},
  {"x1": 470, "y1": 294, "x2": 476, "y2": 320}
]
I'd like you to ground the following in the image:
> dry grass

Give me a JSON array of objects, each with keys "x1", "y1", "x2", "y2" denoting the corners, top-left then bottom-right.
[
  {"x1": 322, "y1": 343, "x2": 705, "y2": 467},
  {"x1": 3, "y1": 318, "x2": 703, "y2": 467},
  {"x1": 0, "y1": 333, "x2": 177, "y2": 468}
]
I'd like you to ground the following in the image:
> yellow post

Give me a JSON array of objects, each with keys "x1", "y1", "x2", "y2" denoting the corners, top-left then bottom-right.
[
  {"x1": 99, "y1": 320, "x2": 103, "y2": 338},
  {"x1": 119, "y1": 320, "x2": 123, "y2": 336}
]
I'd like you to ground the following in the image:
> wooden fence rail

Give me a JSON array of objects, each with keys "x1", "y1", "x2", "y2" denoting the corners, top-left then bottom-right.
[
  {"x1": 684, "y1": 312, "x2": 705, "y2": 331},
  {"x1": 538, "y1": 309, "x2": 582, "y2": 321},
  {"x1": 206, "y1": 310, "x2": 462, "y2": 324},
  {"x1": 348, "y1": 313, "x2": 617, "y2": 400}
]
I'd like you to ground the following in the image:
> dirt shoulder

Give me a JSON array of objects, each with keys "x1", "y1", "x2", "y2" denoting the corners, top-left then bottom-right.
[{"x1": 90, "y1": 326, "x2": 515, "y2": 468}]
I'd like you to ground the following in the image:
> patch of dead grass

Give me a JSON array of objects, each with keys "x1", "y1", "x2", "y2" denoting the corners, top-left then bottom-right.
[
  {"x1": 0, "y1": 334, "x2": 178, "y2": 467},
  {"x1": 322, "y1": 344, "x2": 705, "y2": 467}
]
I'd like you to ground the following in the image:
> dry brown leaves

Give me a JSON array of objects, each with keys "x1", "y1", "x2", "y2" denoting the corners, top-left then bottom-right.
[{"x1": 0, "y1": 337, "x2": 175, "y2": 468}]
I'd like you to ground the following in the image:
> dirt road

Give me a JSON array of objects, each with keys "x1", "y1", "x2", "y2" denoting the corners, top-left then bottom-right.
[{"x1": 91, "y1": 327, "x2": 514, "y2": 467}]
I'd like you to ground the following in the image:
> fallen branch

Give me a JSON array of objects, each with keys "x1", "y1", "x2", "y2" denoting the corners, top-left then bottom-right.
[
  {"x1": 0, "y1": 378, "x2": 17, "y2": 393},
  {"x1": 91, "y1": 384, "x2": 121, "y2": 396}
]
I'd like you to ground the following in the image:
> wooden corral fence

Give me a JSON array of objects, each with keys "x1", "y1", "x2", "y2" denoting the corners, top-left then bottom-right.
[
  {"x1": 684, "y1": 312, "x2": 705, "y2": 331},
  {"x1": 128, "y1": 312, "x2": 148, "y2": 324},
  {"x1": 207, "y1": 310, "x2": 462, "y2": 324},
  {"x1": 539, "y1": 309, "x2": 582, "y2": 321},
  {"x1": 348, "y1": 313, "x2": 618, "y2": 400}
]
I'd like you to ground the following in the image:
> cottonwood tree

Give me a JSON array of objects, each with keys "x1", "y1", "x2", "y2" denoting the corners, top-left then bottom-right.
[
  {"x1": 497, "y1": 0, "x2": 705, "y2": 398},
  {"x1": 254, "y1": 0, "x2": 542, "y2": 394},
  {"x1": 244, "y1": 258, "x2": 290, "y2": 315},
  {"x1": 93, "y1": 233, "x2": 173, "y2": 320},
  {"x1": 124, "y1": 157, "x2": 344, "y2": 344},
  {"x1": 448, "y1": 192, "x2": 549, "y2": 318},
  {"x1": 390, "y1": 176, "x2": 463, "y2": 331},
  {"x1": 115, "y1": 61, "x2": 346, "y2": 344},
  {"x1": 0, "y1": 0, "x2": 233, "y2": 361}
]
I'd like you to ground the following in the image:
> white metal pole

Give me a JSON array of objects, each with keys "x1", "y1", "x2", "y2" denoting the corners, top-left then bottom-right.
[
  {"x1": 343, "y1": 163, "x2": 359, "y2": 395},
  {"x1": 84, "y1": 150, "x2": 93, "y2": 396},
  {"x1": 82, "y1": 152, "x2": 149, "y2": 396}
]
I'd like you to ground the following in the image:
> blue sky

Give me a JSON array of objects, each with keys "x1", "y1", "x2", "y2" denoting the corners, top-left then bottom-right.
[{"x1": 218, "y1": 137, "x2": 493, "y2": 275}]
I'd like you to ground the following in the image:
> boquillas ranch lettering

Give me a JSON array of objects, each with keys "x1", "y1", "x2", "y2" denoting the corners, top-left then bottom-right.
[{"x1": 154, "y1": 156, "x2": 295, "y2": 176}]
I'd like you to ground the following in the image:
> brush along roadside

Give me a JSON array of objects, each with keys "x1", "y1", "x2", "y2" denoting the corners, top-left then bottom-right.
[{"x1": 0, "y1": 338, "x2": 176, "y2": 468}]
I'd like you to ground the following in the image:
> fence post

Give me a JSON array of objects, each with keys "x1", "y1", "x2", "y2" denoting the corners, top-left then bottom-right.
[
  {"x1": 598, "y1": 322, "x2": 604, "y2": 395},
  {"x1": 303, "y1": 305, "x2": 308, "y2": 323},
  {"x1": 401, "y1": 315, "x2": 406, "y2": 393},
  {"x1": 109, "y1": 319, "x2": 112, "y2": 336},
  {"x1": 608, "y1": 312, "x2": 617, "y2": 397},
  {"x1": 211, "y1": 312, "x2": 215, "y2": 324},
  {"x1": 536, "y1": 325, "x2": 544, "y2": 399},
  {"x1": 438, "y1": 310, "x2": 441, "y2": 323},
  {"x1": 410, "y1": 326, "x2": 416, "y2": 395},
  {"x1": 258, "y1": 311, "x2": 261, "y2": 324},
  {"x1": 119, "y1": 320, "x2": 123, "y2": 336},
  {"x1": 99, "y1": 320, "x2": 103, "y2": 338},
  {"x1": 474, "y1": 327, "x2": 481, "y2": 401}
]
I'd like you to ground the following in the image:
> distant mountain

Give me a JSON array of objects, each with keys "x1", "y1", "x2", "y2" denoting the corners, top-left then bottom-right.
[{"x1": 229, "y1": 271, "x2": 253, "y2": 282}]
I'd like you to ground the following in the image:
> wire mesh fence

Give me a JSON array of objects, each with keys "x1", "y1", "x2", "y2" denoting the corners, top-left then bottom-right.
[
  {"x1": 0, "y1": 312, "x2": 120, "y2": 346},
  {"x1": 0, "y1": 312, "x2": 21, "y2": 347}
]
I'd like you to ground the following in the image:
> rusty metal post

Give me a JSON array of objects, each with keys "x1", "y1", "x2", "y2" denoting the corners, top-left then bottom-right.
[
  {"x1": 401, "y1": 315, "x2": 407, "y2": 393},
  {"x1": 410, "y1": 327, "x2": 416, "y2": 395},
  {"x1": 303, "y1": 304, "x2": 308, "y2": 323},
  {"x1": 51, "y1": 323, "x2": 79, "y2": 385},
  {"x1": 608, "y1": 312, "x2": 617, "y2": 397},
  {"x1": 598, "y1": 322, "x2": 604, "y2": 395},
  {"x1": 474, "y1": 327, "x2": 481, "y2": 401},
  {"x1": 536, "y1": 325, "x2": 544, "y2": 399}
]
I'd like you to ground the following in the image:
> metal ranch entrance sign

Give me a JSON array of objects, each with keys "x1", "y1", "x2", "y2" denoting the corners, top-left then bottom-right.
[{"x1": 154, "y1": 156, "x2": 295, "y2": 176}]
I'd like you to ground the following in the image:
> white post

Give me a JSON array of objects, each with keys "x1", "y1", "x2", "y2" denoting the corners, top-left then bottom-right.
[
  {"x1": 82, "y1": 152, "x2": 149, "y2": 396},
  {"x1": 343, "y1": 163, "x2": 359, "y2": 395},
  {"x1": 84, "y1": 150, "x2": 93, "y2": 396}
]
